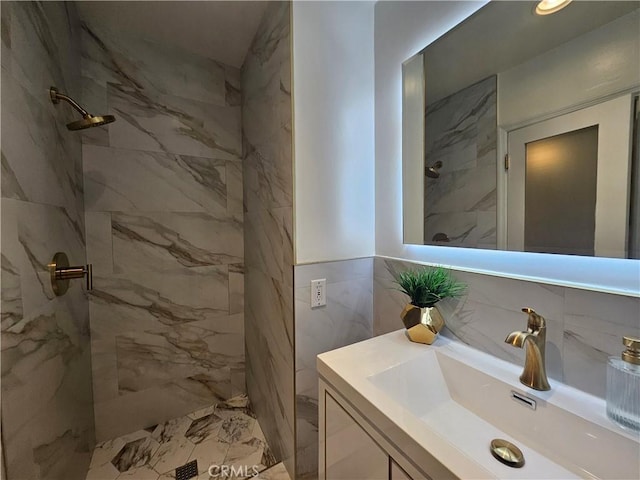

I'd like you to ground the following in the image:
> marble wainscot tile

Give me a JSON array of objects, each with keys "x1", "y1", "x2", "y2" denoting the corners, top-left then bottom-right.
[
  {"x1": 81, "y1": 23, "x2": 227, "y2": 106},
  {"x1": 373, "y1": 257, "x2": 420, "y2": 335},
  {"x1": 375, "y1": 258, "x2": 566, "y2": 381},
  {"x1": 106, "y1": 82, "x2": 242, "y2": 159},
  {"x1": 89, "y1": 267, "x2": 230, "y2": 337},
  {"x1": 82, "y1": 145, "x2": 229, "y2": 214},
  {"x1": 294, "y1": 259, "x2": 373, "y2": 479},
  {"x1": 563, "y1": 289, "x2": 640, "y2": 398},
  {"x1": 111, "y1": 212, "x2": 243, "y2": 273}
]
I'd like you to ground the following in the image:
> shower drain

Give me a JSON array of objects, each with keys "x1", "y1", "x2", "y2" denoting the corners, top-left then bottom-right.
[{"x1": 175, "y1": 459, "x2": 198, "y2": 480}]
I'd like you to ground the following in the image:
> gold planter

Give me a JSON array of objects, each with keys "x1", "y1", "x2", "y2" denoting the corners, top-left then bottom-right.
[{"x1": 400, "y1": 304, "x2": 445, "y2": 345}]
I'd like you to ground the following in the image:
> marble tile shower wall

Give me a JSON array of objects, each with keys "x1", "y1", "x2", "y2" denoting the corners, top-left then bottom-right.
[
  {"x1": 423, "y1": 75, "x2": 497, "y2": 248},
  {"x1": 79, "y1": 21, "x2": 245, "y2": 442},
  {"x1": 241, "y1": 2, "x2": 295, "y2": 477},
  {"x1": 1, "y1": 2, "x2": 95, "y2": 480},
  {"x1": 294, "y1": 259, "x2": 374, "y2": 479},
  {"x1": 374, "y1": 257, "x2": 640, "y2": 399}
]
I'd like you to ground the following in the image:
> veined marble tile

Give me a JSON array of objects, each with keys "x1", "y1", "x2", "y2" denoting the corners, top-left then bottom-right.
[
  {"x1": 425, "y1": 76, "x2": 496, "y2": 174},
  {"x1": 244, "y1": 207, "x2": 290, "y2": 283},
  {"x1": 425, "y1": 164, "x2": 496, "y2": 214},
  {"x1": 1, "y1": 2, "x2": 79, "y2": 107},
  {"x1": 1, "y1": 251, "x2": 23, "y2": 330},
  {"x1": 225, "y1": 65, "x2": 241, "y2": 107},
  {"x1": 188, "y1": 436, "x2": 229, "y2": 475},
  {"x1": 115, "y1": 321, "x2": 242, "y2": 394},
  {"x1": 151, "y1": 416, "x2": 192, "y2": 444},
  {"x1": 81, "y1": 75, "x2": 109, "y2": 147},
  {"x1": 94, "y1": 379, "x2": 226, "y2": 442},
  {"x1": 562, "y1": 289, "x2": 640, "y2": 398},
  {"x1": 85, "y1": 461, "x2": 120, "y2": 480},
  {"x1": 185, "y1": 413, "x2": 224, "y2": 445},
  {"x1": 149, "y1": 436, "x2": 195, "y2": 475},
  {"x1": 81, "y1": 23, "x2": 226, "y2": 106},
  {"x1": 423, "y1": 75, "x2": 497, "y2": 249},
  {"x1": 1, "y1": 71, "x2": 83, "y2": 225},
  {"x1": 226, "y1": 160, "x2": 244, "y2": 215},
  {"x1": 111, "y1": 212, "x2": 243, "y2": 272},
  {"x1": 117, "y1": 465, "x2": 160, "y2": 479},
  {"x1": 229, "y1": 264, "x2": 245, "y2": 315},
  {"x1": 294, "y1": 260, "x2": 373, "y2": 480},
  {"x1": 111, "y1": 436, "x2": 159, "y2": 473},
  {"x1": 89, "y1": 267, "x2": 230, "y2": 337},
  {"x1": 83, "y1": 145, "x2": 228, "y2": 214},
  {"x1": 10, "y1": 200, "x2": 86, "y2": 322},
  {"x1": 243, "y1": 1, "x2": 294, "y2": 471},
  {"x1": 107, "y1": 82, "x2": 241, "y2": 160},
  {"x1": 85, "y1": 211, "x2": 113, "y2": 274}
]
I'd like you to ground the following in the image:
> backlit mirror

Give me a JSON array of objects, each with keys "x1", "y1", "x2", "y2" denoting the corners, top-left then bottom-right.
[{"x1": 402, "y1": 0, "x2": 640, "y2": 259}]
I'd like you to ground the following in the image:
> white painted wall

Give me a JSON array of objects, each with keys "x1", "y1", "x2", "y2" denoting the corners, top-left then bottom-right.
[
  {"x1": 499, "y1": 10, "x2": 640, "y2": 129},
  {"x1": 293, "y1": 1, "x2": 375, "y2": 264},
  {"x1": 374, "y1": 1, "x2": 640, "y2": 296}
]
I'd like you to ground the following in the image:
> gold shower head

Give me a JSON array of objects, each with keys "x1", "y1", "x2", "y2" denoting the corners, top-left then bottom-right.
[{"x1": 49, "y1": 86, "x2": 115, "y2": 131}]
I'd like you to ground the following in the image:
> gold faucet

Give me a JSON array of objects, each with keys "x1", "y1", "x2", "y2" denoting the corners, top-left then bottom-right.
[{"x1": 505, "y1": 308, "x2": 551, "y2": 391}]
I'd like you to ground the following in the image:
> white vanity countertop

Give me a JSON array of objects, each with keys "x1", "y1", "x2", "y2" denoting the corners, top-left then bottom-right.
[{"x1": 317, "y1": 330, "x2": 640, "y2": 480}]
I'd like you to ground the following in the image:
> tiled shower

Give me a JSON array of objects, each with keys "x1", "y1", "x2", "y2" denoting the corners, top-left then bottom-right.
[{"x1": 1, "y1": 1, "x2": 292, "y2": 479}]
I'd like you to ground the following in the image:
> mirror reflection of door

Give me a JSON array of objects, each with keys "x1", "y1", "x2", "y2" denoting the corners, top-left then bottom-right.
[{"x1": 507, "y1": 95, "x2": 634, "y2": 258}]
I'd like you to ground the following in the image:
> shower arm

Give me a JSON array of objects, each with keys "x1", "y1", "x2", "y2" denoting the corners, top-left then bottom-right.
[{"x1": 49, "y1": 87, "x2": 90, "y2": 118}]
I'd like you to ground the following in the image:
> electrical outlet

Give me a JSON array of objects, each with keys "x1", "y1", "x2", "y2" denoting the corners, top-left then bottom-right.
[{"x1": 310, "y1": 279, "x2": 326, "y2": 308}]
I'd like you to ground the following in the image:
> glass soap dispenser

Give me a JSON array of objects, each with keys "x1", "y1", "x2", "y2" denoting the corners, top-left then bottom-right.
[{"x1": 606, "y1": 336, "x2": 640, "y2": 431}]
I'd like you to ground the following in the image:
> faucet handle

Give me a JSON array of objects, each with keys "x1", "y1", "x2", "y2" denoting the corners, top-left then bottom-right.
[{"x1": 522, "y1": 307, "x2": 545, "y2": 331}]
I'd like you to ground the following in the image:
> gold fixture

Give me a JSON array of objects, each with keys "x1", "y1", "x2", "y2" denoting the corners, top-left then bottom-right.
[
  {"x1": 535, "y1": 0, "x2": 572, "y2": 16},
  {"x1": 48, "y1": 252, "x2": 93, "y2": 296},
  {"x1": 505, "y1": 307, "x2": 551, "y2": 391},
  {"x1": 49, "y1": 86, "x2": 115, "y2": 131},
  {"x1": 622, "y1": 336, "x2": 640, "y2": 365},
  {"x1": 490, "y1": 439, "x2": 525, "y2": 468},
  {"x1": 401, "y1": 305, "x2": 445, "y2": 345}
]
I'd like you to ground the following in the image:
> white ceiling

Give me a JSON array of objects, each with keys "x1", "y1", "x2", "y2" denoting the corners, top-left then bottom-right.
[{"x1": 76, "y1": 1, "x2": 269, "y2": 68}]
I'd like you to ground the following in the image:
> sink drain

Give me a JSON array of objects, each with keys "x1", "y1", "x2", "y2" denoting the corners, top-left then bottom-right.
[{"x1": 490, "y1": 439, "x2": 525, "y2": 468}]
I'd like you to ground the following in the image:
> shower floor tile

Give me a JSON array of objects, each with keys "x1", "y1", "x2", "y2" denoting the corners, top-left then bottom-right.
[{"x1": 86, "y1": 395, "x2": 289, "y2": 480}]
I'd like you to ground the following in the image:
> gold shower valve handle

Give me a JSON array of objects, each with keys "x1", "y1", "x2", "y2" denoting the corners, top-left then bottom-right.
[{"x1": 49, "y1": 252, "x2": 93, "y2": 296}]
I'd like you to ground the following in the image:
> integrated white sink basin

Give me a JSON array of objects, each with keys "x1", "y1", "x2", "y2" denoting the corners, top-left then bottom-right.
[{"x1": 318, "y1": 330, "x2": 640, "y2": 479}]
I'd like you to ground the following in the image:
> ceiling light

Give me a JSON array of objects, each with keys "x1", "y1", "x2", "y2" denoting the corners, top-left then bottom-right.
[{"x1": 535, "y1": 0, "x2": 572, "y2": 16}]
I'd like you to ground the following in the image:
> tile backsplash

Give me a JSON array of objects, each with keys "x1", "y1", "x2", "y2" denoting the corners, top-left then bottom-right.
[
  {"x1": 374, "y1": 256, "x2": 640, "y2": 399},
  {"x1": 294, "y1": 258, "x2": 373, "y2": 479}
]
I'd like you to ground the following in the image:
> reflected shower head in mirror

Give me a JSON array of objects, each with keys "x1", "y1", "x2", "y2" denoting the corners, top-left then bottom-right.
[
  {"x1": 426, "y1": 160, "x2": 443, "y2": 179},
  {"x1": 49, "y1": 86, "x2": 116, "y2": 131}
]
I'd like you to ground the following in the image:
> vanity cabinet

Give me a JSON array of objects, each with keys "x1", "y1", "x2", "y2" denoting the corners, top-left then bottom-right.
[
  {"x1": 319, "y1": 379, "x2": 434, "y2": 480},
  {"x1": 325, "y1": 393, "x2": 389, "y2": 479}
]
